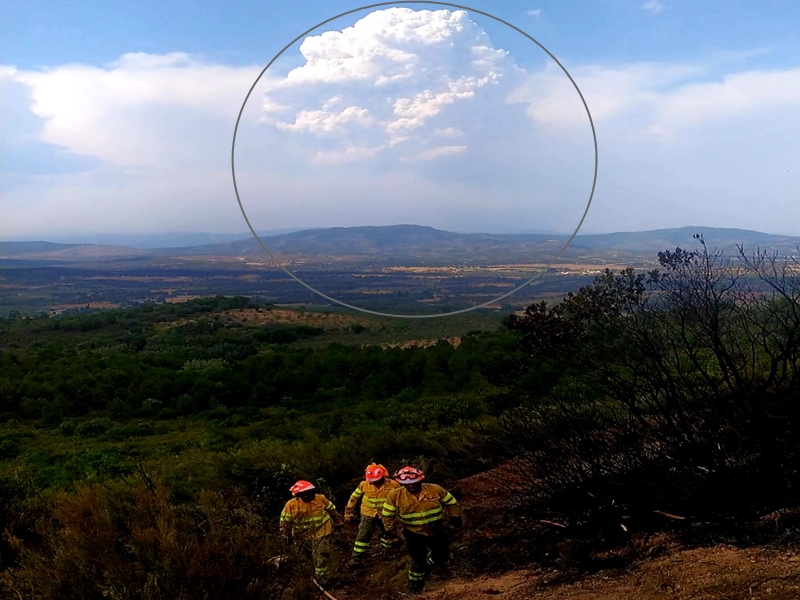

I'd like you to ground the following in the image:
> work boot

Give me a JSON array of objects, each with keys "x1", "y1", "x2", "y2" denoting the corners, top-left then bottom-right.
[
  {"x1": 408, "y1": 579, "x2": 424, "y2": 595},
  {"x1": 348, "y1": 555, "x2": 363, "y2": 570}
]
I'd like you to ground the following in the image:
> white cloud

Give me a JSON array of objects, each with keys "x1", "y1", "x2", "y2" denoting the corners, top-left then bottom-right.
[
  {"x1": 642, "y1": 1, "x2": 665, "y2": 13},
  {"x1": 508, "y1": 60, "x2": 800, "y2": 140},
  {"x1": 653, "y1": 68, "x2": 800, "y2": 129},
  {"x1": 4, "y1": 52, "x2": 264, "y2": 168},
  {"x1": 260, "y1": 7, "x2": 512, "y2": 160},
  {"x1": 407, "y1": 145, "x2": 468, "y2": 161},
  {"x1": 526, "y1": 8, "x2": 542, "y2": 17},
  {"x1": 434, "y1": 127, "x2": 464, "y2": 138},
  {"x1": 312, "y1": 143, "x2": 385, "y2": 164},
  {"x1": 274, "y1": 105, "x2": 376, "y2": 135},
  {"x1": 514, "y1": 61, "x2": 703, "y2": 122}
]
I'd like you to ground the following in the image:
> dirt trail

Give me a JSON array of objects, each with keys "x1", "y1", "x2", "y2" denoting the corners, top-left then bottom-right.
[
  {"x1": 329, "y1": 462, "x2": 800, "y2": 600},
  {"x1": 416, "y1": 545, "x2": 799, "y2": 599}
]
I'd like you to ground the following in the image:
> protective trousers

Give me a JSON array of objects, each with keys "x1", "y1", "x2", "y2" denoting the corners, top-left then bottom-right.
[
  {"x1": 299, "y1": 535, "x2": 334, "y2": 581},
  {"x1": 352, "y1": 515, "x2": 393, "y2": 558},
  {"x1": 403, "y1": 526, "x2": 450, "y2": 590}
]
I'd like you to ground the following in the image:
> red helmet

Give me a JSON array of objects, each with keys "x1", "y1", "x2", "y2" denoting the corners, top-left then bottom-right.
[
  {"x1": 290, "y1": 480, "x2": 316, "y2": 496},
  {"x1": 365, "y1": 464, "x2": 389, "y2": 482},
  {"x1": 395, "y1": 466, "x2": 425, "y2": 485}
]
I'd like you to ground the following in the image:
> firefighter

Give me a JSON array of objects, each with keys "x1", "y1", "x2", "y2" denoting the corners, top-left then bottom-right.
[
  {"x1": 344, "y1": 463, "x2": 401, "y2": 568},
  {"x1": 279, "y1": 480, "x2": 343, "y2": 585},
  {"x1": 381, "y1": 466, "x2": 462, "y2": 594}
]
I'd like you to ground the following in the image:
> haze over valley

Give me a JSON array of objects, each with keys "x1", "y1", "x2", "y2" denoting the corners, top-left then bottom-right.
[{"x1": 3, "y1": 224, "x2": 797, "y2": 317}]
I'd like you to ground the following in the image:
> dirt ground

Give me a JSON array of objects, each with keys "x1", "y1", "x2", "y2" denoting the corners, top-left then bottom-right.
[
  {"x1": 379, "y1": 337, "x2": 462, "y2": 349},
  {"x1": 222, "y1": 308, "x2": 363, "y2": 328},
  {"x1": 324, "y1": 462, "x2": 800, "y2": 600},
  {"x1": 415, "y1": 544, "x2": 800, "y2": 599},
  {"x1": 158, "y1": 307, "x2": 367, "y2": 330}
]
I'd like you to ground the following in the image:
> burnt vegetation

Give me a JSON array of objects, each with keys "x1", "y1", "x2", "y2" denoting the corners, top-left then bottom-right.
[
  {"x1": 0, "y1": 237, "x2": 798, "y2": 597},
  {"x1": 499, "y1": 237, "x2": 800, "y2": 549}
]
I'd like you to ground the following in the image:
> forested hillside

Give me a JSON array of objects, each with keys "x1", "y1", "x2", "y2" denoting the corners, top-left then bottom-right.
[{"x1": 0, "y1": 238, "x2": 798, "y2": 599}]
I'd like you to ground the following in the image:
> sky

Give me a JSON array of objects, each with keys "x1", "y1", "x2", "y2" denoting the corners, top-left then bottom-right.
[{"x1": 2, "y1": 0, "x2": 799, "y2": 239}]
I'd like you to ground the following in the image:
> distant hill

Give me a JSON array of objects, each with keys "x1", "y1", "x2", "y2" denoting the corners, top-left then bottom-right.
[
  {"x1": 161, "y1": 224, "x2": 800, "y2": 263},
  {"x1": 0, "y1": 242, "x2": 148, "y2": 261},
  {"x1": 159, "y1": 225, "x2": 469, "y2": 257},
  {"x1": 2, "y1": 229, "x2": 307, "y2": 249},
  {"x1": 562, "y1": 226, "x2": 800, "y2": 253},
  {"x1": 3, "y1": 225, "x2": 797, "y2": 266},
  {"x1": 0, "y1": 241, "x2": 79, "y2": 256}
]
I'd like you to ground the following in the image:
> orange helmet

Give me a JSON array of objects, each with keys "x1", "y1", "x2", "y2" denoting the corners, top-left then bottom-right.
[
  {"x1": 290, "y1": 480, "x2": 316, "y2": 496},
  {"x1": 395, "y1": 466, "x2": 425, "y2": 485},
  {"x1": 365, "y1": 464, "x2": 389, "y2": 483}
]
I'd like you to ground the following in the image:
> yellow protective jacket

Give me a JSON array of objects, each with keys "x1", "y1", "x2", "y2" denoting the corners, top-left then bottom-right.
[
  {"x1": 381, "y1": 483, "x2": 460, "y2": 537},
  {"x1": 279, "y1": 494, "x2": 339, "y2": 540},
  {"x1": 345, "y1": 478, "x2": 401, "y2": 519}
]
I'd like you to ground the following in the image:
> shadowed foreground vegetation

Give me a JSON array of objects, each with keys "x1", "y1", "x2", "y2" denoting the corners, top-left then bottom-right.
[{"x1": 0, "y1": 237, "x2": 798, "y2": 598}]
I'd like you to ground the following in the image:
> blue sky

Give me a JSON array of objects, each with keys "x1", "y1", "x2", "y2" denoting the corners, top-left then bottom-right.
[
  {"x1": 5, "y1": 0, "x2": 797, "y2": 70},
  {"x1": 2, "y1": 0, "x2": 799, "y2": 239}
]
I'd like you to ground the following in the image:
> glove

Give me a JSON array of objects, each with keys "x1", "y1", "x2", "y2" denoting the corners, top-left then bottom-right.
[
  {"x1": 450, "y1": 516, "x2": 463, "y2": 530},
  {"x1": 345, "y1": 513, "x2": 358, "y2": 524}
]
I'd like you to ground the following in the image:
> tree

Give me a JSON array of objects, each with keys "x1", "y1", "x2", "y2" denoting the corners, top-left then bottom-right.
[{"x1": 499, "y1": 237, "x2": 800, "y2": 526}]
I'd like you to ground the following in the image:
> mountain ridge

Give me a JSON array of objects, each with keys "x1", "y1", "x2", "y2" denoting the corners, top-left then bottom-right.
[
  {"x1": 2, "y1": 224, "x2": 797, "y2": 265},
  {"x1": 1, "y1": 228, "x2": 308, "y2": 249}
]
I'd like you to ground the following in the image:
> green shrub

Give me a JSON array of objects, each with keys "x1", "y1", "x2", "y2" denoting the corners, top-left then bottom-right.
[
  {"x1": 57, "y1": 420, "x2": 77, "y2": 436},
  {"x1": 0, "y1": 437, "x2": 20, "y2": 460},
  {"x1": 75, "y1": 418, "x2": 113, "y2": 438},
  {"x1": 106, "y1": 422, "x2": 156, "y2": 441}
]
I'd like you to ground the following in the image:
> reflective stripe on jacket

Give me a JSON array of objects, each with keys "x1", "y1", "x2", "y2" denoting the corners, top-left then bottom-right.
[
  {"x1": 280, "y1": 494, "x2": 337, "y2": 540},
  {"x1": 345, "y1": 479, "x2": 401, "y2": 518},
  {"x1": 381, "y1": 483, "x2": 460, "y2": 537}
]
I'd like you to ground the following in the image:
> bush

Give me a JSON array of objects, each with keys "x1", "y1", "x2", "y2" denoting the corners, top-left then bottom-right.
[
  {"x1": 140, "y1": 398, "x2": 163, "y2": 416},
  {"x1": 0, "y1": 437, "x2": 20, "y2": 460},
  {"x1": 75, "y1": 418, "x2": 113, "y2": 438},
  {"x1": 0, "y1": 483, "x2": 302, "y2": 599},
  {"x1": 106, "y1": 422, "x2": 156, "y2": 441},
  {"x1": 58, "y1": 420, "x2": 77, "y2": 436}
]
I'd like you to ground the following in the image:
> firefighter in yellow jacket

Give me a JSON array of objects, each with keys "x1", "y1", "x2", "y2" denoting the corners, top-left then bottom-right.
[
  {"x1": 381, "y1": 466, "x2": 462, "y2": 594},
  {"x1": 280, "y1": 480, "x2": 343, "y2": 585},
  {"x1": 344, "y1": 463, "x2": 401, "y2": 568}
]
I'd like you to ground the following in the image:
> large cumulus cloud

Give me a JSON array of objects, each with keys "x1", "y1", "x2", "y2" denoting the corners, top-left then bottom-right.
[{"x1": 257, "y1": 8, "x2": 520, "y2": 164}]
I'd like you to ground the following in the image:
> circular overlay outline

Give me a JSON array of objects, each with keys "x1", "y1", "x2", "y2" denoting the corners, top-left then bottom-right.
[{"x1": 231, "y1": 0, "x2": 598, "y2": 319}]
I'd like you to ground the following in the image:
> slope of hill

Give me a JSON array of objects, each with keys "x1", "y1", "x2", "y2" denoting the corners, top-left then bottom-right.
[
  {"x1": 1, "y1": 297, "x2": 797, "y2": 599},
  {"x1": 2, "y1": 228, "x2": 307, "y2": 249},
  {"x1": 0, "y1": 241, "x2": 79, "y2": 256},
  {"x1": 563, "y1": 226, "x2": 800, "y2": 253},
  {"x1": 0, "y1": 242, "x2": 149, "y2": 261},
  {"x1": 327, "y1": 462, "x2": 800, "y2": 600}
]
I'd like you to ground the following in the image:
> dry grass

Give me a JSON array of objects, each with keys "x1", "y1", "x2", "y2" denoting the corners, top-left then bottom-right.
[
  {"x1": 378, "y1": 337, "x2": 462, "y2": 349},
  {"x1": 164, "y1": 295, "x2": 202, "y2": 303},
  {"x1": 50, "y1": 301, "x2": 119, "y2": 311},
  {"x1": 220, "y1": 308, "x2": 365, "y2": 329}
]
